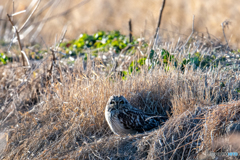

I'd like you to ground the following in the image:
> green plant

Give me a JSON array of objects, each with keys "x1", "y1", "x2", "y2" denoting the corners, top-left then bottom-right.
[
  {"x1": 0, "y1": 52, "x2": 8, "y2": 65},
  {"x1": 60, "y1": 31, "x2": 138, "y2": 58},
  {"x1": 235, "y1": 88, "x2": 240, "y2": 93},
  {"x1": 179, "y1": 52, "x2": 227, "y2": 71},
  {"x1": 128, "y1": 58, "x2": 146, "y2": 73}
]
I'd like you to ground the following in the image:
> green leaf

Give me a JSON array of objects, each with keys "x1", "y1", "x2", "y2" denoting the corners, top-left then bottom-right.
[
  {"x1": 138, "y1": 57, "x2": 147, "y2": 66},
  {"x1": 235, "y1": 88, "x2": 240, "y2": 93},
  {"x1": 220, "y1": 82, "x2": 225, "y2": 88},
  {"x1": 149, "y1": 50, "x2": 155, "y2": 60},
  {"x1": 0, "y1": 53, "x2": 8, "y2": 65}
]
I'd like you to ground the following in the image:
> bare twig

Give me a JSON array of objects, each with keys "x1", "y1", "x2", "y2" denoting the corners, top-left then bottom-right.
[
  {"x1": 48, "y1": 49, "x2": 56, "y2": 83},
  {"x1": 143, "y1": 19, "x2": 147, "y2": 37},
  {"x1": 205, "y1": 27, "x2": 211, "y2": 40},
  {"x1": 7, "y1": 13, "x2": 29, "y2": 67},
  {"x1": 18, "y1": 0, "x2": 41, "y2": 32},
  {"x1": 24, "y1": 0, "x2": 91, "y2": 30},
  {"x1": 21, "y1": 51, "x2": 30, "y2": 68},
  {"x1": 221, "y1": 20, "x2": 231, "y2": 50},
  {"x1": 56, "y1": 25, "x2": 67, "y2": 49},
  {"x1": 31, "y1": 0, "x2": 54, "y2": 19},
  {"x1": 10, "y1": 10, "x2": 26, "y2": 17},
  {"x1": 48, "y1": 27, "x2": 67, "y2": 84},
  {"x1": 154, "y1": 0, "x2": 166, "y2": 38},
  {"x1": 1, "y1": 109, "x2": 14, "y2": 125},
  {"x1": 30, "y1": 0, "x2": 56, "y2": 42},
  {"x1": 182, "y1": 15, "x2": 195, "y2": 49},
  {"x1": 12, "y1": 0, "x2": 14, "y2": 22},
  {"x1": 7, "y1": 14, "x2": 21, "y2": 50},
  {"x1": 129, "y1": 19, "x2": 133, "y2": 43}
]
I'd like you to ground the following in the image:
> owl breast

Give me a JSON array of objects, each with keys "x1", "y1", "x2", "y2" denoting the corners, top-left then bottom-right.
[{"x1": 105, "y1": 108, "x2": 136, "y2": 136}]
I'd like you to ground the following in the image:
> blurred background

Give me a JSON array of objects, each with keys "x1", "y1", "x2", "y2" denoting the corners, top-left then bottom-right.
[{"x1": 0, "y1": 0, "x2": 239, "y2": 47}]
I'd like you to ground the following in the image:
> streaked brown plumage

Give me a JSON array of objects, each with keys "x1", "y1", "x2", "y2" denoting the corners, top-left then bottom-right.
[{"x1": 105, "y1": 95, "x2": 168, "y2": 136}]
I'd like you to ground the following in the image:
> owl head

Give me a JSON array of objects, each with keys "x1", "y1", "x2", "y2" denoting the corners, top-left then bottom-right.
[{"x1": 106, "y1": 95, "x2": 132, "y2": 112}]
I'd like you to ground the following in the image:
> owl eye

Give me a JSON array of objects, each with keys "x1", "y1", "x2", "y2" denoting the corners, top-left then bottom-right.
[
  {"x1": 110, "y1": 100, "x2": 115, "y2": 104},
  {"x1": 119, "y1": 100, "x2": 124, "y2": 104}
]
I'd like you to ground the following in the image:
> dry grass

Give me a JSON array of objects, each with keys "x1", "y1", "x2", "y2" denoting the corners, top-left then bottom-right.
[
  {"x1": 1, "y1": 0, "x2": 240, "y2": 159},
  {"x1": 0, "y1": 42, "x2": 240, "y2": 159}
]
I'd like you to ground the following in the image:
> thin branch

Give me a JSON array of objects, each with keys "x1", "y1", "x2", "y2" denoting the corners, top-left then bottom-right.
[
  {"x1": 129, "y1": 19, "x2": 132, "y2": 43},
  {"x1": 48, "y1": 26, "x2": 67, "y2": 84},
  {"x1": 12, "y1": 0, "x2": 14, "y2": 22},
  {"x1": 30, "y1": 0, "x2": 57, "y2": 42},
  {"x1": 56, "y1": 25, "x2": 67, "y2": 49},
  {"x1": 21, "y1": 51, "x2": 30, "y2": 68},
  {"x1": 48, "y1": 49, "x2": 56, "y2": 84},
  {"x1": 7, "y1": 13, "x2": 26, "y2": 66},
  {"x1": 10, "y1": 10, "x2": 26, "y2": 17},
  {"x1": 221, "y1": 20, "x2": 230, "y2": 50},
  {"x1": 32, "y1": 0, "x2": 54, "y2": 19},
  {"x1": 154, "y1": 0, "x2": 166, "y2": 38},
  {"x1": 182, "y1": 15, "x2": 195, "y2": 49},
  {"x1": 23, "y1": 0, "x2": 91, "y2": 31},
  {"x1": 1, "y1": 108, "x2": 14, "y2": 124},
  {"x1": 18, "y1": 0, "x2": 41, "y2": 32},
  {"x1": 205, "y1": 27, "x2": 211, "y2": 40}
]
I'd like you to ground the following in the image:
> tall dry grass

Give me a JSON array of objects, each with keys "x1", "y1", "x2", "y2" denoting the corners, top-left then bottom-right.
[
  {"x1": 0, "y1": 41, "x2": 240, "y2": 159},
  {"x1": 0, "y1": 0, "x2": 240, "y2": 159}
]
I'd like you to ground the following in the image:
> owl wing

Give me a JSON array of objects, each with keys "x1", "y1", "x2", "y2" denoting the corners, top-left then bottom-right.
[{"x1": 117, "y1": 108, "x2": 166, "y2": 133}]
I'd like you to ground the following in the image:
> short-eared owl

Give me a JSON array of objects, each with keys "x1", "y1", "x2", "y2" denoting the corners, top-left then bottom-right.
[{"x1": 105, "y1": 95, "x2": 168, "y2": 136}]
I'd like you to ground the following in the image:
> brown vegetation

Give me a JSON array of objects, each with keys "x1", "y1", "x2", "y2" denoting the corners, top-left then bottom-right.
[
  {"x1": 1, "y1": 0, "x2": 240, "y2": 159},
  {"x1": 0, "y1": 42, "x2": 240, "y2": 159}
]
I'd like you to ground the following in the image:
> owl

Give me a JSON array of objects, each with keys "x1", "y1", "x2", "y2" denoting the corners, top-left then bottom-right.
[{"x1": 105, "y1": 95, "x2": 168, "y2": 136}]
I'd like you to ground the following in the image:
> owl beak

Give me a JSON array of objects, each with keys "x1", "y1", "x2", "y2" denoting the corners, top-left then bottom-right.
[{"x1": 108, "y1": 107, "x2": 115, "y2": 112}]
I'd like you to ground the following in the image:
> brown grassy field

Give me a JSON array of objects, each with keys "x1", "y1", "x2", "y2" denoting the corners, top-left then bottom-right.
[
  {"x1": 1, "y1": 0, "x2": 240, "y2": 159},
  {"x1": 1, "y1": 50, "x2": 240, "y2": 159}
]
